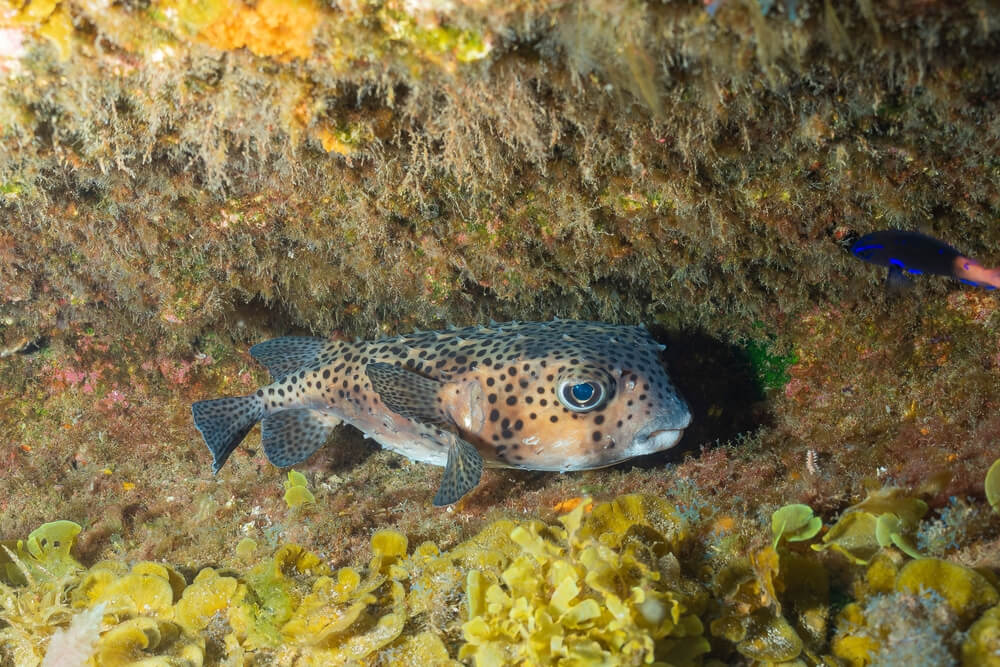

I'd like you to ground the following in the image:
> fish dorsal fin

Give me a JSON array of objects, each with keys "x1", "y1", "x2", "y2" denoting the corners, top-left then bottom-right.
[
  {"x1": 365, "y1": 362, "x2": 450, "y2": 425},
  {"x1": 261, "y1": 409, "x2": 341, "y2": 467},
  {"x1": 250, "y1": 337, "x2": 328, "y2": 382},
  {"x1": 433, "y1": 434, "x2": 484, "y2": 506}
]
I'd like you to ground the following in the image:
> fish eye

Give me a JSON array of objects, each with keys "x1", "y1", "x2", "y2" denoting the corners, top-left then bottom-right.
[{"x1": 558, "y1": 380, "x2": 606, "y2": 412}]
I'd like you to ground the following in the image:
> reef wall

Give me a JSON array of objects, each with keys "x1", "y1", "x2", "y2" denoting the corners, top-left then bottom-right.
[{"x1": 2, "y1": 0, "x2": 998, "y2": 341}]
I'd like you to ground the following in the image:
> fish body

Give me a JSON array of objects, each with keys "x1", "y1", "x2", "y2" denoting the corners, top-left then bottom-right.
[
  {"x1": 192, "y1": 320, "x2": 691, "y2": 505},
  {"x1": 851, "y1": 230, "x2": 1000, "y2": 290}
]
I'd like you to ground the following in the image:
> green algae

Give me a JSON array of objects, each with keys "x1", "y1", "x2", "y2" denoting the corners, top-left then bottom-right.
[
  {"x1": 987, "y1": 459, "x2": 1000, "y2": 514},
  {"x1": 0, "y1": 520, "x2": 82, "y2": 586},
  {"x1": 813, "y1": 487, "x2": 928, "y2": 565},
  {"x1": 745, "y1": 333, "x2": 798, "y2": 395},
  {"x1": 771, "y1": 503, "x2": 822, "y2": 548}
]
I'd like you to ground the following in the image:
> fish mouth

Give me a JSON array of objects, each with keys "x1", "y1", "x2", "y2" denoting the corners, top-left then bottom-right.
[
  {"x1": 646, "y1": 428, "x2": 683, "y2": 441},
  {"x1": 636, "y1": 409, "x2": 692, "y2": 439},
  {"x1": 634, "y1": 428, "x2": 684, "y2": 451},
  {"x1": 630, "y1": 409, "x2": 692, "y2": 454}
]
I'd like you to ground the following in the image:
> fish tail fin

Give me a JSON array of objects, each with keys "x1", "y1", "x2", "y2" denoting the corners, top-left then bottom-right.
[{"x1": 191, "y1": 394, "x2": 266, "y2": 473}]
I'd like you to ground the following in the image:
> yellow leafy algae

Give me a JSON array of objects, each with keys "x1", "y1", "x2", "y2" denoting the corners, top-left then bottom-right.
[
  {"x1": 283, "y1": 469, "x2": 316, "y2": 508},
  {"x1": 3, "y1": 490, "x2": 998, "y2": 664},
  {"x1": 833, "y1": 555, "x2": 1000, "y2": 665},
  {"x1": 459, "y1": 496, "x2": 709, "y2": 666},
  {"x1": 963, "y1": 604, "x2": 1000, "y2": 666}
]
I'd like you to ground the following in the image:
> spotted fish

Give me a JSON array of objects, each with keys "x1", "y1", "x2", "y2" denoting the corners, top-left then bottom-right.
[{"x1": 191, "y1": 320, "x2": 691, "y2": 505}]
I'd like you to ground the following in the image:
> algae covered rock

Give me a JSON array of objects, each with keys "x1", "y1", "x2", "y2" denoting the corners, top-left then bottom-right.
[
  {"x1": 710, "y1": 544, "x2": 829, "y2": 663},
  {"x1": 895, "y1": 558, "x2": 998, "y2": 626},
  {"x1": 963, "y1": 604, "x2": 1000, "y2": 667},
  {"x1": 833, "y1": 555, "x2": 1000, "y2": 666}
]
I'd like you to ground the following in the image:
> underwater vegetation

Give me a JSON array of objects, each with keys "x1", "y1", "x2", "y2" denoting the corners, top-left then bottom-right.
[
  {"x1": 2, "y1": 492, "x2": 999, "y2": 665},
  {"x1": 987, "y1": 460, "x2": 1000, "y2": 514},
  {"x1": 283, "y1": 470, "x2": 315, "y2": 509}
]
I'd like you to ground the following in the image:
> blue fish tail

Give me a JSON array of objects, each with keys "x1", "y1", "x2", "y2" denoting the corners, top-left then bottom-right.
[{"x1": 192, "y1": 395, "x2": 266, "y2": 473}]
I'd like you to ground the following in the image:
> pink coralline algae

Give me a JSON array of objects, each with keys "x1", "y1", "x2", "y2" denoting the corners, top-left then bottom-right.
[
  {"x1": 47, "y1": 366, "x2": 100, "y2": 394},
  {"x1": 143, "y1": 356, "x2": 213, "y2": 387}
]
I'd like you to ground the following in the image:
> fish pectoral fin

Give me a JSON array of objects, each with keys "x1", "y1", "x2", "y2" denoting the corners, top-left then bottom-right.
[
  {"x1": 261, "y1": 409, "x2": 340, "y2": 467},
  {"x1": 250, "y1": 336, "x2": 328, "y2": 382},
  {"x1": 885, "y1": 266, "x2": 913, "y2": 292},
  {"x1": 433, "y1": 434, "x2": 484, "y2": 507},
  {"x1": 365, "y1": 362, "x2": 450, "y2": 425}
]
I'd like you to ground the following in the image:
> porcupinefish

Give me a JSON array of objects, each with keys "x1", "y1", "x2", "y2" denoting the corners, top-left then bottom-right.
[
  {"x1": 191, "y1": 320, "x2": 691, "y2": 506},
  {"x1": 851, "y1": 230, "x2": 1000, "y2": 290}
]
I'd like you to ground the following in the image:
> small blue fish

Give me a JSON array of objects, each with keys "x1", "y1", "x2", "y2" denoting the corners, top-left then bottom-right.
[{"x1": 850, "y1": 230, "x2": 1000, "y2": 291}]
